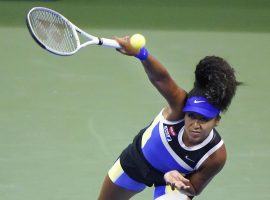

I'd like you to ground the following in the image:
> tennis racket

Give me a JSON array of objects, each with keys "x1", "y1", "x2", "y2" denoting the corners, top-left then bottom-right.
[{"x1": 26, "y1": 7, "x2": 121, "y2": 56}]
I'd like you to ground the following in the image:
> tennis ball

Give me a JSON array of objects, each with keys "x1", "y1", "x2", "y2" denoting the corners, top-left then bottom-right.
[{"x1": 130, "y1": 34, "x2": 146, "y2": 50}]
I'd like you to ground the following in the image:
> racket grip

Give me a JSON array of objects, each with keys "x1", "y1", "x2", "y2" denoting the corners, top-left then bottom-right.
[{"x1": 100, "y1": 38, "x2": 121, "y2": 49}]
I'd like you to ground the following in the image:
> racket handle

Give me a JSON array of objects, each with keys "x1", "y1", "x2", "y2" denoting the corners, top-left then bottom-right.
[{"x1": 100, "y1": 38, "x2": 121, "y2": 49}]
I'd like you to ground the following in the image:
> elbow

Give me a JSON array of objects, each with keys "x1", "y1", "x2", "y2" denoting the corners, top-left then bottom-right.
[
  {"x1": 194, "y1": 187, "x2": 206, "y2": 197},
  {"x1": 187, "y1": 184, "x2": 201, "y2": 197},
  {"x1": 192, "y1": 184, "x2": 203, "y2": 196},
  {"x1": 193, "y1": 190, "x2": 201, "y2": 196}
]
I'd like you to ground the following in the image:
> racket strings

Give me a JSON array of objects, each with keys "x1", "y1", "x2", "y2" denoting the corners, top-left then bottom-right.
[{"x1": 29, "y1": 9, "x2": 78, "y2": 54}]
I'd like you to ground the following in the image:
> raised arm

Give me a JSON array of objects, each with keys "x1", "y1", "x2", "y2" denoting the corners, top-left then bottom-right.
[{"x1": 115, "y1": 36, "x2": 187, "y2": 120}]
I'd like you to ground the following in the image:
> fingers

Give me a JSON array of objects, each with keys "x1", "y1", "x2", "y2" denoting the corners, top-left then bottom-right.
[
  {"x1": 166, "y1": 170, "x2": 190, "y2": 183},
  {"x1": 113, "y1": 35, "x2": 139, "y2": 56},
  {"x1": 166, "y1": 180, "x2": 190, "y2": 191},
  {"x1": 116, "y1": 48, "x2": 128, "y2": 55},
  {"x1": 113, "y1": 36, "x2": 129, "y2": 48},
  {"x1": 164, "y1": 170, "x2": 190, "y2": 191},
  {"x1": 174, "y1": 181, "x2": 190, "y2": 190},
  {"x1": 165, "y1": 181, "x2": 176, "y2": 190},
  {"x1": 114, "y1": 36, "x2": 129, "y2": 55},
  {"x1": 176, "y1": 175, "x2": 190, "y2": 185}
]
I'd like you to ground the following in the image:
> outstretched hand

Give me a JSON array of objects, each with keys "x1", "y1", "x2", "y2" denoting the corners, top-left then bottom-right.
[
  {"x1": 164, "y1": 170, "x2": 191, "y2": 191},
  {"x1": 114, "y1": 36, "x2": 140, "y2": 56}
]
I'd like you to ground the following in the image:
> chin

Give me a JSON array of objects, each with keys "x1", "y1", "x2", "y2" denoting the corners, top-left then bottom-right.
[{"x1": 187, "y1": 133, "x2": 203, "y2": 145}]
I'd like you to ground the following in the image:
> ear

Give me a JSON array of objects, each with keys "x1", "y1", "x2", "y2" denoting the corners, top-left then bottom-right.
[{"x1": 215, "y1": 117, "x2": 221, "y2": 126}]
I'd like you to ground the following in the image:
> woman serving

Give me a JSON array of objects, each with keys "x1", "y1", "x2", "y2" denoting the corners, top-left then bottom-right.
[{"x1": 98, "y1": 36, "x2": 241, "y2": 200}]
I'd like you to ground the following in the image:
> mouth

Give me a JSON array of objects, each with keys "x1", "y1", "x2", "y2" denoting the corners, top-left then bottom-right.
[{"x1": 189, "y1": 130, "x2": 201, "y2": 138}]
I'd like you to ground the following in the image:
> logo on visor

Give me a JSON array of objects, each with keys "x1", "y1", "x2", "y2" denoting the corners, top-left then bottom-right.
[{"x1": 194, "y1": 100, "x2": 206, "y2": 104}]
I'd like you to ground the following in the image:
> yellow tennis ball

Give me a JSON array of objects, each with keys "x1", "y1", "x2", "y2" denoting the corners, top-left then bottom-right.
[{"x1": 130, "y1": 34, "x2": 146, "y2": 50}]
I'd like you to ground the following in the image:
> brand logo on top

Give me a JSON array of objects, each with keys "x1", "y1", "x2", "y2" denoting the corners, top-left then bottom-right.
[
  {"x1": 185, "y1": 155, "x2": 195, "y2": 163},
  {"x1": 163, "y1": 125, "x2": 172, "y2": 142},
  {"x1": 168, "y1": 126, "x2": 176, "y2": 136}
]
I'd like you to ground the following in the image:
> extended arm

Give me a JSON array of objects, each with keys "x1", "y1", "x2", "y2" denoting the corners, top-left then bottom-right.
[{"x1": 115, "y1": 36, "x2": 187, "y2": 120}]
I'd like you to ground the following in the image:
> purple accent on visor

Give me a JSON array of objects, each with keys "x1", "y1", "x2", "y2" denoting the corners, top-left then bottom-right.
[
  {"x1": 183, "y1": 96, "x2": 220, "y2": 118},
  {"x1": 135, "y1": 47, "x2": 149, "y2": 61}
]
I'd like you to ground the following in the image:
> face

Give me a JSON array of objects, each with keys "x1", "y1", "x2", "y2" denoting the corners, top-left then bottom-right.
[{"x1": 183, "y1": 112, "x2": 220, "y2": 146}]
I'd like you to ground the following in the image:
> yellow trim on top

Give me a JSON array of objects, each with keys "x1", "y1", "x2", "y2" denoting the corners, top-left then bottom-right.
[
  {"x1": 141, "y1": 111, "x2": 162, "y2": 148},
  {"x1": 108, "y1": 159, "x2": 123, "y2": 182}
]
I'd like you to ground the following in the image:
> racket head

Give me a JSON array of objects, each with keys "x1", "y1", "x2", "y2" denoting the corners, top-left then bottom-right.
[{"x1": 26, "y1": 7, "x2": 80, "y2": 56}]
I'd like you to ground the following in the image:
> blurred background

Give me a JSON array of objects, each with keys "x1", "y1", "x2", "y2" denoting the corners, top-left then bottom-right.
[{"x1": 0, "y1": 0, "x2": 270, "y2": 199}]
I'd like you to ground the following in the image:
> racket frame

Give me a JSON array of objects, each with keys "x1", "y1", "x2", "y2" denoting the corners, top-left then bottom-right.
[{"x1": 26, "y1": 7, "x2": 120, "y2": 56}]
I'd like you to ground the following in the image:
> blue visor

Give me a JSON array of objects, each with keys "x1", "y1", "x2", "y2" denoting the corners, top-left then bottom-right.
[{"x1": 183, "y1": 96, "x2": 220, "y2": 119}]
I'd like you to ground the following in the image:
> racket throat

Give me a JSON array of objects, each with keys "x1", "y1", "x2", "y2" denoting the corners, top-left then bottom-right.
[{"x1": 97, "y1": 37, "x2": 103, "y2": 45}]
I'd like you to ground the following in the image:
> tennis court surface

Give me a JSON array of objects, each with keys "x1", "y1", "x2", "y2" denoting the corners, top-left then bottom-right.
[{"x1": 0, "y1": 1, "x2": 270, "y2": 199}]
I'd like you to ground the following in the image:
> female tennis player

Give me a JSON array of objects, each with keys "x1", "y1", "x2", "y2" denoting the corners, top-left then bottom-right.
[{"x1": 98, "y1": 36, "x2": 241, "y2": 200}]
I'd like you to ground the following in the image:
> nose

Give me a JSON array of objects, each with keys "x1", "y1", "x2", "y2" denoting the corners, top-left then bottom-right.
[{"x1": 193, "y1": 119, "x2": 201, "y2": 129}]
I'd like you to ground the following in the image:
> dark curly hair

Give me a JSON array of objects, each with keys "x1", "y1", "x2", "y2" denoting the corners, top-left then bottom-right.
[{"x1": 188, "y1": 56, "x2": 241, "y2": 112}]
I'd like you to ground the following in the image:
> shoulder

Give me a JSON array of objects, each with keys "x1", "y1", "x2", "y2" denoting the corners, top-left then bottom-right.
[{"x1": 162, "y1": 105, "x2": 185, "y2": 121}]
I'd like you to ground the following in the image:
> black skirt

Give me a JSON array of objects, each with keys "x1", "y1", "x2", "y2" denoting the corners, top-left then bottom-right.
[{"x1": 119, "y1": 127, "x2": 166, "y2": 187}]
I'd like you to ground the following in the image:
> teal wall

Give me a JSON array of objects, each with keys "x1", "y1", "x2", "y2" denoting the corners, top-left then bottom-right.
[{"x1": 0, "y1": 0, "x2": 270, "y2": 32}]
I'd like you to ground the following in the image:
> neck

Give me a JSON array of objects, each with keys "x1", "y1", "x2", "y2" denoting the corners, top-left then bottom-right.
[{"x1": 182, "y1": 130, "x2": 209, "y2": 147}]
